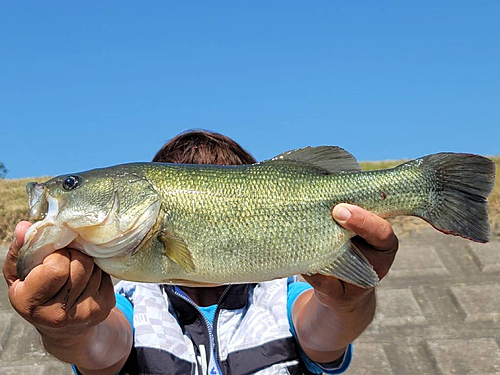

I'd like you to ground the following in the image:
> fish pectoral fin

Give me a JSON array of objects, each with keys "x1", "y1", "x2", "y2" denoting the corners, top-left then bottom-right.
[
  {"x1": 314, "y1": 241, "x2": 379, "y2": 288},
  {"x1": 159, "y1": 233, "x2": 195, "y2": 272},
  {"x1": 266, "y1": 146, "x2": 362, "y2": 173}
]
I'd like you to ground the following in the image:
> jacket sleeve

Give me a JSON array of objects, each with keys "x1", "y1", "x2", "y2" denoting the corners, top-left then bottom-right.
[{"x1": 287, "y1": 279, "x2": 353, "y2": 374}]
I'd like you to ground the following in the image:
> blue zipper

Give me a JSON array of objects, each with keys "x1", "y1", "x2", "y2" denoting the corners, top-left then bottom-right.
[{"x1": 170, "y1": 286, "x2": 231, "y2": 375}]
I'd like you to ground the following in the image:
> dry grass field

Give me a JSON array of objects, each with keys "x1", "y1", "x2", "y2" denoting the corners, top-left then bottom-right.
[
  {"x1": 0, "y1": 157, "x2": 498, "y2": 243},
  {"x1": 0, "y1": 176, "x2": 51, "y2": 242}
]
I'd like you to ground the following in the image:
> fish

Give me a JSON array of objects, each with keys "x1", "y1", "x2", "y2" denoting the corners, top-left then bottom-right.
[{"x1": 16, "y1": 146, "x2": 496, "y2": 288}]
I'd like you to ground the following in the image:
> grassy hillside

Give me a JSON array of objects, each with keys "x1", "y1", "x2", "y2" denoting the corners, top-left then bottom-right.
[{"x1": 1, "y1": 157, "x2": 499, "y2": 243}]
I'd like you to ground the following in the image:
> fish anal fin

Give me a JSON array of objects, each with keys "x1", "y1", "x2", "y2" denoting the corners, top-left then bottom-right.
[
  {"x1": 266, "y1": 146, "x2": 361, "y2": 174},
  {"x1": 159, "y1": 232, "x2": 195, "y2": 272},
  {"x1": 314, "y1": 242, "x2": 379, "y2": 288}
]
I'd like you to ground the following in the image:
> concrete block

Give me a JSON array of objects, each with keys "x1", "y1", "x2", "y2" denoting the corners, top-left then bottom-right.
[
  {"x1": 0, "y1": 364, "x2": 48, "y2": 375},
  {"x1": 469, "y1": 242, "x2": 500, "y2": 273},
  {"x1": 372, "y1": 289, "x2": 427, "y2": 326},
  {"x1": 388, "y1": 245, "x2": 449, "y2": 278},
  {"x1": 0, "y1": 272, "x2": 11, "y2": 312},
  {"x1": 0, "y1": 312, "x2": 14, "y2": 353},
  {"x1": 427, "y1": 338, "x2": 500, "y2": 374},
  {"x1": 42, "y1": 362, "x2": 74, "y2": 375},
  {"x1": 0, "y1": 317, "x2": 48, "y2": 361},
  {"x1": 450, "y1": 284, "x2": 500, "y2": 322},
  {"x1": 348, "y1": 343, "x2": 393, "y2": 375}
]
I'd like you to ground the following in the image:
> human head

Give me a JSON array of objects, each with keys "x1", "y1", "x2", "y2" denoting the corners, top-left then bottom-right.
[
  {"x1": 152, "y1": 130, "x2": 256, "y2": 165},
  {"x1": 152, "y1": 130, "x2": 255, "y2": 294}
]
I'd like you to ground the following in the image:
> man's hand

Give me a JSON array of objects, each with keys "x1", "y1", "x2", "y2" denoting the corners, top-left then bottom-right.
[
  {"x1": 3, "y1": 221, "x2": 115, "y2": 341},
  {"x1": 3, "y1": 222, "x2": 131, "y2": 374},
  {"x1": 293, "y1": 204, "x2": 399, "y2": 364},
  {"x1": 303, "y1": 203, "x2": 398, "y2": 307}
]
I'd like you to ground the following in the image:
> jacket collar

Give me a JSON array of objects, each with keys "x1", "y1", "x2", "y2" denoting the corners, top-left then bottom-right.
[{"x1": 163, "y1": 283, "x2": 256, "y2": 313}]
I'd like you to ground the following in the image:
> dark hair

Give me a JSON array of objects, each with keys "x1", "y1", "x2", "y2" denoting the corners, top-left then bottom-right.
[{"x1": 152, "y1": 130, "x2": 256, "y2": 165}]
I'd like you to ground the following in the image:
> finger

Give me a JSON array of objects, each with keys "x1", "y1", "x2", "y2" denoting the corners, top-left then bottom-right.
[
  {"x1": 15, "y1": 221, "x2": 32, "y2": 247},
  {"x1": 69, "y1": 266, "x2": 109, "y2": 325},
  {"x1": 75, "y1": 269, "x2": 115, "y2": 326},
  {"x1": 3, "y1": 222, "x2": 33, "y2": 286},
  {"x1": 302, "y1": 274, "x2": 345, "y2": 298},
  {"x1": 10, "y1": 249, "x2": 70, "y2": 308},
  {"x1": 74, "y1": 264, "x2": 103, "y2": 307},
  {"x1": 97, "y1": 272, "x2": 115, "y2": 303},
  {"x1": 94, "y1": 272, "x2": 116, "y2": 316},
  {"x1": 301, "y1": 273, "x2": 374, "y2": 309},
  {"x1": 52, "y1": 250, "x2": 95, "y2": 311},
  {"x1": 332, "y1": 204, "x2": 398, "y2": 252}
]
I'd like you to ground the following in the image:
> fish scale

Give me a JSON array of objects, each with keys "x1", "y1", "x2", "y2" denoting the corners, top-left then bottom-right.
[
  {"x1": 148, "y1": 164, "x2": 335, "y2": 279},
  {"x1": 17, "y1": 147, "x2": 495, "y2": 288}
]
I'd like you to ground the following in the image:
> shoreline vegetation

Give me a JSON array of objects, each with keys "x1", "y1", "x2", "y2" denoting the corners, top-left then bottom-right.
[{"x1": 1, "y1": 157, "x2": 498, "y2": 243}]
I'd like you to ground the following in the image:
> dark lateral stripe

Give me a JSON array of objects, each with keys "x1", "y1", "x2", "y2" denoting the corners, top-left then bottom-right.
[
  {"x1": 222, "y1": 336, "x2": 299, "y2": 375},
  {"x1": 126, "y1": 346, "x2": 194, "y2": 375}
]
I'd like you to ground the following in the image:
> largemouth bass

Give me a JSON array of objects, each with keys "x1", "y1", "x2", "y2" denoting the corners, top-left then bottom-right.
[{"x1": 16, "y1": 147, "x2": 496, "y2": 288}]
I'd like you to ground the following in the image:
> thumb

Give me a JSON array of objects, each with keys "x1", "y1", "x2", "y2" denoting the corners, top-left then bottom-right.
[
  {"x1": 3, "y1": 221, "x2": 32, "y2": 287},
  {"x1": 15, "y1": 221, "x2": 32, "y2": 248},
  {"x1": 332, "y1": 204, "x2": 397, "y2": 251}
]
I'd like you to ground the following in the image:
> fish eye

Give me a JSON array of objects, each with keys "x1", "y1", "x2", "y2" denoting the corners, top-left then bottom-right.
[{"x1": 62, "y1": 175, "x2": 81, "y2": 191}]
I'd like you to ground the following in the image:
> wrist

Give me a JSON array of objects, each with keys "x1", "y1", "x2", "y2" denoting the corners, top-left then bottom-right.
[
  {"x1": 293, "y1": 288, "x2": 376, "y2": 356},
  {"x1": 39, "y1": 322, "x2": 95, "y2": 343},
  {"x1": 40, "y1": 326, "x2": 97, "y2": 361},
  {"x1": 318, "y1": 288, "x2": 376, "y2": 332},
  {"x1": 39, "y1": 308, "x2": 132, "y2": 370},
  {"x1": 314, "y1": 285, "x2": 375, "y2": 314}
]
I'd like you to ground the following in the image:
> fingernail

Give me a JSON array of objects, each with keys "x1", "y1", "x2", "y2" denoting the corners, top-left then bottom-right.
[{"x1": 334, "y1": 205, "x2": 351, "y2": 222}]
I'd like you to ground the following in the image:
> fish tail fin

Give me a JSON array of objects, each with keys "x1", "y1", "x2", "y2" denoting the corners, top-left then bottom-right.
[{"x1": 417, "y1": 153, "x2": 495, "y2": 243}]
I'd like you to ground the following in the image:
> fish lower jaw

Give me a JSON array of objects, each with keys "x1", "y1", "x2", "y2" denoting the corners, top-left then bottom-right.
[{"x1": 17, "y1": 221, "x2": 79, "y2": 279}]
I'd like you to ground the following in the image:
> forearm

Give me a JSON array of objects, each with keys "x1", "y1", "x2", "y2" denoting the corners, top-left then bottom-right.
[
  {"x1": 41, "y1": 308, "x2": 132, "y2": 373},
  {"x1": 292, "y1": 288, "x2": 376, "y2": 363}
]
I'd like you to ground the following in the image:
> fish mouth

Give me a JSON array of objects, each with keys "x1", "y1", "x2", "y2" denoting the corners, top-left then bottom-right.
[
  {"x1": 26, "y1": 182, "x2": 49, "y2": 221},
  {"x1": 17, "y1": 194, "x2": 78, "y2": 280}
]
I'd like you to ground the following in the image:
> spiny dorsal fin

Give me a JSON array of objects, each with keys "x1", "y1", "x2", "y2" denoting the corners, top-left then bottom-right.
[
  {"x1": 267, "y1": 146, "x2": 361, "y2": 174},
  {"x1": 159, "y1": 233, "x2": 195, "y2": 272}
]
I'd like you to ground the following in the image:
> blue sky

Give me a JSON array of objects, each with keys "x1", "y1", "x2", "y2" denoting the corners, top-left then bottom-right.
[{"x1": 1, "y1": 2, "x2": 499, "y2": 179}]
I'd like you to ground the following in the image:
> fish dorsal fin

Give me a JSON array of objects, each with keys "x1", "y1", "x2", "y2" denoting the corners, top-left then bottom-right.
[
  {"x1": 267, "y1": 146, "x2": 361, "y2": 174},
  {"x1": 159, "y1": 233, "x2": 195, "y2": 272}
]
